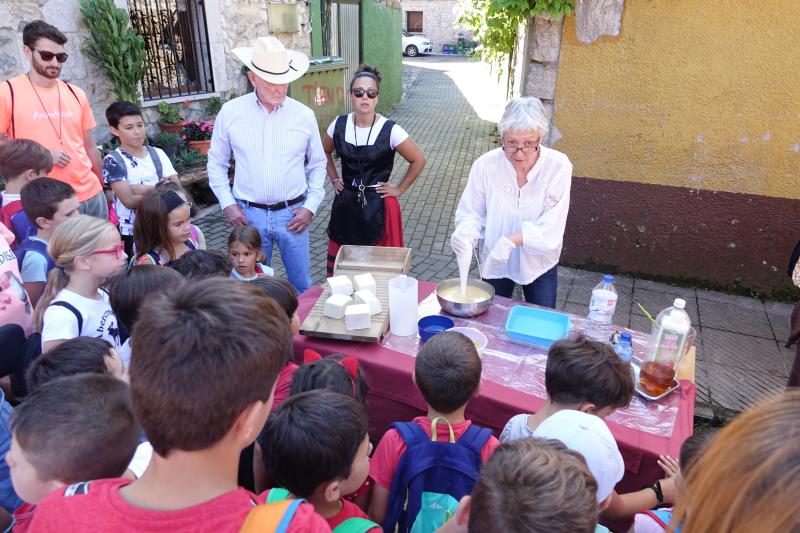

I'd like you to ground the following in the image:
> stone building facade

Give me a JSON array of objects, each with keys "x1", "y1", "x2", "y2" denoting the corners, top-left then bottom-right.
[
  {"x1": 0, "y1": 0, "x2": 312, "y2": 139},
  {"x1": 400, "y1": 0, "x2": 471, "y2": 53}
]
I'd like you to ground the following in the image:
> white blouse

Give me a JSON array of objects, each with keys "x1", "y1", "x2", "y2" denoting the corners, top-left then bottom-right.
[{"x1": 454, "y1": 146, "x2": 572, "y2": 285}]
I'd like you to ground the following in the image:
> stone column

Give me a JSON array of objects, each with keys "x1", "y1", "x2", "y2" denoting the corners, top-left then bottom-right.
[{"x1": 520, "y1": 14, "x2": 564, "y2": 146}]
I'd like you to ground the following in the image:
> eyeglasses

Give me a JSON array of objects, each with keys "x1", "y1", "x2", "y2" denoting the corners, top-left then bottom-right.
[
  {"x1": 33, "y1": 49, "x2": 69, "y2": 63},
  {"x1": 351, "y1": 88, "x2": 379, "y2": 99},
  {"x1": 502, "y1": 141, "x2": 540, "y2": 154},
  {"x1": 92, "y1": 243, "x2": 125, "y2": 260}
]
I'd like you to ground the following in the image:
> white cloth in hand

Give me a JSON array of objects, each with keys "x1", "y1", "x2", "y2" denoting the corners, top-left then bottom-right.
[{"x1": 450, "y1": 226, "x2": 479, "y2": 257}]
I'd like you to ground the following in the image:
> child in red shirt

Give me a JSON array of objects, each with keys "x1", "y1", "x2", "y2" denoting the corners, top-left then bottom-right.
[
  {"x1": 368, "y1": 331, "x2": 500, "y2": 527},
  {"x1": 260, "y1": 389, "x2": 380, "y2": 532},
  {"x1": 6, "y1": 374, "x2": 139, "y2": 532},
  {"x1": 0, "y1": 139, "x2": 52, "y2": 248},
  {"x1": 29, "y1": 278, "x2": 329, "y2": 532}
]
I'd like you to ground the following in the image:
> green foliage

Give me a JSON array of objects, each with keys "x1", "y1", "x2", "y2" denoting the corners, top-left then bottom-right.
[
  {"x1": 156, "y1": 102, "x2": 182, "y2": 124},
  {"x1": 79, "y1": 0, "x2": 147, "y2": 102},
  {"x1": 457, "y1": 0, "x2": 574, "y2": 67},
  {"x1": 205, "y1": 96, "x2": 223, "y2": 118},
  {"x1": 169, "y1": 148, "x2": 207, "y2": 171},
  {"x1": 150, "y1": 132, "x2": 183, "y2": 149}
]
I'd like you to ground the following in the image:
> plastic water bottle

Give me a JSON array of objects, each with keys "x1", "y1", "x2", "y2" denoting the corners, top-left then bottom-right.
[
  {"x1": 614, "y1": 332, "x2": 634, "y2": 363},
  {"x1": 640, "y1": 299, "x2": 692, "y2": 395},
  {"x1": 585, "y1": 275, "x2": 618, "y2": 342}
]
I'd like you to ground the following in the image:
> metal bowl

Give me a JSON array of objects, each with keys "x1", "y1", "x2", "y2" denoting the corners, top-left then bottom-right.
[{"x1": 435, "y1": 278, "x2": 495, "y2": 318}]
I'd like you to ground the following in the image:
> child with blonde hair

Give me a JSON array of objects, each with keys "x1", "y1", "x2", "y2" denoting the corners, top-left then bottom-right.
[{"x1": 34, "y1": 215, "x2": 126, "y2": 353}]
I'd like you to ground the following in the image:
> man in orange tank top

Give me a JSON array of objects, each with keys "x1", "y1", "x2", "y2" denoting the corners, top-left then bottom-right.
[{"x1": 0, "y1": 20, "x2": 107, "y2": 219}]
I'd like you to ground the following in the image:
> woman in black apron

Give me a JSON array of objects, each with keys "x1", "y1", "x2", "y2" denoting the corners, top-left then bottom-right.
[{"x1": 323, "y1": 65, "x2": 426, "y2": 275}]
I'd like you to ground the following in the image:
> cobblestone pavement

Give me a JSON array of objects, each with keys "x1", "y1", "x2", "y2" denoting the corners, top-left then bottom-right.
[{"x1": 196, "y1": 56, "x2": 794, "y2": 418}]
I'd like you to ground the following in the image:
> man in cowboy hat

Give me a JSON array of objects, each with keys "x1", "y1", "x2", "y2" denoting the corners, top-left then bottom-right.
[{"x1": 208, "y1": 36, "x2": 326, "y2": 294}]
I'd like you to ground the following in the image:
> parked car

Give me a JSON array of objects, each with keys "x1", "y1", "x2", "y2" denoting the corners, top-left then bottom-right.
[{"x1": 402, "y1": 30, "x2": 432, "y2": 57}]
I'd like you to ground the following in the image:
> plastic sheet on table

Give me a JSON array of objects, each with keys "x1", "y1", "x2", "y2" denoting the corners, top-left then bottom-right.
[{"x1": 380, "y1": 293, "x2": 680, "y2": 438}]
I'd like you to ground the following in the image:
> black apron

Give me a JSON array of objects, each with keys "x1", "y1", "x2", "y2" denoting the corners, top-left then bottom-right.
[{"x1": 327, "y1": 114, "x2": 397, "y2": 245}]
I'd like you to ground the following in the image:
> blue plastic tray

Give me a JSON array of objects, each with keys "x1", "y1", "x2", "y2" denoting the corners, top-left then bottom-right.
[{"x1": 505, "y1": 306, "x2": 570, "y2": 347}]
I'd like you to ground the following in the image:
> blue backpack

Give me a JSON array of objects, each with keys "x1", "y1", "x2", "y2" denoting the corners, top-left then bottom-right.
[
  {"x1": 15, "y1": 238, "x2": 55, "y2": 274},
  {"x1": 383, "y1": 417, "x2": 493, "y2": 533}
]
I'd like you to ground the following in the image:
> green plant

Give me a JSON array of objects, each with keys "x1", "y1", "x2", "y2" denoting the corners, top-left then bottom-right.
[
  {"x1": 80, "y1": 0, "x2": 147, "y2": 102},
  {"x1": 150, "y1": 132, "x2": 183, "y2": 149},
  {"x1": 205, "y1": 96, "x2": 223, "y2": 118},
  {"x1": 181, "y1": 120, "x2": 214, "y2": 142},
  {"x1": 457, "y1": 0, "x2": 574, "y2": 68},
  {"x1": 157, "y1": 102, "x2": 183, "y2": 124},
  {"x1": 169, "y1": 148, "x2": 207, "y2": 171}
]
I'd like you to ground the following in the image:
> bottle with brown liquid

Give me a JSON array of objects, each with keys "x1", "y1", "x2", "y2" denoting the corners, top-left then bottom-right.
[{"x1": 640, "y1": 299, "x2": 692, "y2": 396}]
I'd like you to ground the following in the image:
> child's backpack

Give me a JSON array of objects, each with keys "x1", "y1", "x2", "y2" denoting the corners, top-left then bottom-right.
[
  {"x1": 108, "y1": 146, "x2": 164, "y2": 181},
  {"x1": 264, "y1": 488, "x2": 379, "y2": 533},
  {"x1": 239, "y1": 498, "x2": 306, "y2": 533},
  {"x1": 384, "y1": 417, "x2": 493, "y2": 533},
  {"x1": 15, "y1": 238, "x2": 55, "y2": 273}
]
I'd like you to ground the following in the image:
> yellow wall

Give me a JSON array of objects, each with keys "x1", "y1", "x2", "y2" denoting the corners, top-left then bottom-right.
[{"x1": 552, "y1": 0, "x2": 800, "y2": 199}]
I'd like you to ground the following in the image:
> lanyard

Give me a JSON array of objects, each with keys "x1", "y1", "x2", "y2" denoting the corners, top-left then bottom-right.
[{"x1": 352, "y1": 114, "x2": 376, "y2": 209}]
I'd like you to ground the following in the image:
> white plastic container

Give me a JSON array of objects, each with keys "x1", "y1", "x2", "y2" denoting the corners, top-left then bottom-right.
[
  {"x1": 388, "y1": 275, "x2": 418, "y2": 336},
  {"x1": 584, "y1": 275, "x2": 618, "y2": 342}
]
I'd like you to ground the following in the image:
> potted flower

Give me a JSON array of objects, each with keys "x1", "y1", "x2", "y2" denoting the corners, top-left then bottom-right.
[
  {"x1": 182, "y1": 120, "x2": 213, "y2": 155},
  {"x1": 157, "y1": 102, "x2": 183, "y2": 135}
]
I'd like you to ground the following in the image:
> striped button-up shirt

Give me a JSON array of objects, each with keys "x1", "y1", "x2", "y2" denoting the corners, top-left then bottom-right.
[{"x1": 207, "y1": 93, "x2": 327, "y2": 213}]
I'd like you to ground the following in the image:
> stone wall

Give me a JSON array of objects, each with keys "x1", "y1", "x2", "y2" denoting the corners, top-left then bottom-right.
[
  {"x1": 0, "y1": 0, "x2": 312, "y2": 140},
  {"x1": 400, "y1": 0, "x2": 472, "y2": 53},
  {"x1": 0, "y1": 0, "x2": 129, "y2": 140}
]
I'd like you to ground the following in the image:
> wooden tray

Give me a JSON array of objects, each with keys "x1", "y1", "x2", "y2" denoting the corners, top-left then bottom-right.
[{"x1": 300, "y1": 246, "x2": 412, "y2": 342}]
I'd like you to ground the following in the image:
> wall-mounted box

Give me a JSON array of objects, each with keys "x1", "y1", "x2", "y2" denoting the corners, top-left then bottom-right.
[{"x1": 268, "y1": 2, "x2": 301, "y2": 33}]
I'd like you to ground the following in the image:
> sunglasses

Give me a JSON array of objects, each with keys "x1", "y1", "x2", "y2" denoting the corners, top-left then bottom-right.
[
  {"x1": 92, "y1": 243, "x2": 126, "y2": 260},
  {"x1": 33, "y1": 48, "x2": 69, "y2": 63},
  {"x1": 351, "y1": 88, "x2": 379, "y2": 99}
]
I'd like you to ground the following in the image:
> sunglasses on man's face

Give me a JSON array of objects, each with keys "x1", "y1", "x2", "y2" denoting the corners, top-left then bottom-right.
[
  {"x1": 351, "y1": 88, "x2": 379, "y2": 99},
  {"x1": 33, "y1": 48, "x2": 69, "y2": 63}
]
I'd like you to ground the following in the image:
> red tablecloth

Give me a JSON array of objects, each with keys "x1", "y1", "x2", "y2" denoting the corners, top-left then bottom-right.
[{"x1": 294, "y1": 281, "x2": 695, "y2": 499}]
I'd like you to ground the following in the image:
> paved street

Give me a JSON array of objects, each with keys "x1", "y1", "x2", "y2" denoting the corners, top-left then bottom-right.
[{"x1": 196, "y1": 56, "x2": 794, "y2": 418}]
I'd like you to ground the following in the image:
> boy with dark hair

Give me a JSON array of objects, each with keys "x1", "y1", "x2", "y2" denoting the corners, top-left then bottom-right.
[
  {"x1": 16, "y1": 177, "x2": 78, "y2": 306},
  {"x1": 6, "y1": 374, "x2": 140, "y2": 531},
  {"x1": 26, "y1": 336, "x2": 127, "y2": 393},
  {"x1": 369, "y1": 331, "x2": 499, "y2": 532},
  {"x1": 170, "y1": 249, "x2": 233, "y2": 279},
  {"x1": 106, "y1": 264, "x2": 183, "y2": 365},
  {"x1": 103, "y1": 100, "x2": 177, "y2": 257},
  {"x1": 500, "y1": 335, "x2": 634, "y2": 441},
  {"x1": 30, "y1": 277, "x2": 329, "y2": 532},
  {"x1": 0, "y1": 139, "x2": 52, "y2": 247},
  {"x1": 438, "y1": 438, "x2": 599, "y2": 533},
  {"x1": 261, "y1": 390, "x2": 379, "y2": 532}
]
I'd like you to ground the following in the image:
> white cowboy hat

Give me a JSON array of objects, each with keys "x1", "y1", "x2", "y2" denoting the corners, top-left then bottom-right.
[{"x1": 232, "y1": 36, "x2": 310, "y2": 84}]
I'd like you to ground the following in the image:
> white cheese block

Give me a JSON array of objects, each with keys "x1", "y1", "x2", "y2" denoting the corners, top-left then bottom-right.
[
  {"x1": 352, "y1": 273, "x2": 377, "y2": 294},
  {"x1": 327, "y1": 275, "x2": 353, "y2": 296},
  {"x1": 354, "y1": 289, "x2": 382, "y2": 316},
  {"x1": 345, "y1": 303, "x2": 371, "y2": 330},
  {"x1": 323, "y1": 294, "x2": 352, "y2": 319}
]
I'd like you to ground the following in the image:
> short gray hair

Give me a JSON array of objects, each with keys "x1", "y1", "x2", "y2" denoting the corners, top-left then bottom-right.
[{"x1": 498, "y1": 97, "x2": 548, "y2": 140}]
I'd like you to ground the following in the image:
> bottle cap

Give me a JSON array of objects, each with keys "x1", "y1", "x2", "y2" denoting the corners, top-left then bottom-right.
[
  {"x1": 603, "y1": 274, "x2": 614, "y2": 282},
  {"x1": 620, "y1": 332, "x2": 632, "y2": 342},
  {"x1": 673, "y1": 298, "x2": 686, "y2": 309}
]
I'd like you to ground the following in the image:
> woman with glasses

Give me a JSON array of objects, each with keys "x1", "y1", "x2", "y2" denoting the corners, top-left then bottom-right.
[
  {"x1": 322, "y1": 64, "x2": 426, "y2": 275},
  {"x1": 451, "y1": 97, "x2": 572, "y2": 308}
]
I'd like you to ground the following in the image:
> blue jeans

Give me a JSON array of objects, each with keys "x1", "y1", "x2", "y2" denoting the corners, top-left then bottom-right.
[
  {"x1": 0, "y1": 390, "x2": 21, "y2": 513},
  {"x1": 238, "y1": 200, "x2": 312, "y2": 294},
  {"x1": 484, "y1": 264, "x2": 558, "y2": 308}
]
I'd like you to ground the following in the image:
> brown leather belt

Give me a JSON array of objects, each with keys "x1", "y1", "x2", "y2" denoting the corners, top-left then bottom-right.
[{"x1": 242, "y1": 195, "x2": 305, "y2": 211}]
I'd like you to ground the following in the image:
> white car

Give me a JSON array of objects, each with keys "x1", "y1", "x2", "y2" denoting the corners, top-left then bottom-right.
[{"x1": 402, "y1": 31, "x2": 432, "y2": 57}]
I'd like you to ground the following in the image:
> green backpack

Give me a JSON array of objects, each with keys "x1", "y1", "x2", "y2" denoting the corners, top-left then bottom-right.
[{"x1": 265, "y1": 488, "x2": 380, "y2": 533}]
